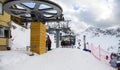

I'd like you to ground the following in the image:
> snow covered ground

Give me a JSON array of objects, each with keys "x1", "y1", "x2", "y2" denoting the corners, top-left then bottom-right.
[
  {"x1": 0, "y1": 22, "x2": 117, "y2": 70},
  {"x1": 0, "y1": 48, "x2": 115, "y2": 70}
]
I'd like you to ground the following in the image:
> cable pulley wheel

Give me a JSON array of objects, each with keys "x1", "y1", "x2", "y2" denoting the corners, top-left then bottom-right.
[{"x1": 4, "y1": 0, "x2": 63, "y2": 22}]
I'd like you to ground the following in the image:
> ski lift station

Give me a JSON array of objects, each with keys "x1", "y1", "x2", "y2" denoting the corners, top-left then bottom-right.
[{"x1": 0, "y1": 0, "x2": 66, "y2": 54}]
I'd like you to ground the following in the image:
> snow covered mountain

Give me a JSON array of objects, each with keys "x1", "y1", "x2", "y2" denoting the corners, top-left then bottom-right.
[
  {"x1": 85, "y1": 26, "x2": 120, "y2": 37},
  {"x1": 76, "y1": 26, "x2": 120, "y2": 53}
]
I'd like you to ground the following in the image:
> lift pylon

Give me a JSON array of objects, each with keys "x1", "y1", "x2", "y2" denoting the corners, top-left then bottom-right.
[{"x1": 3, "y1": 0, "x2": 63, "y2": 54}]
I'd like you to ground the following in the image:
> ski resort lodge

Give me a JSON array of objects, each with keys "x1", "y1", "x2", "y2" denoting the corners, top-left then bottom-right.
[
  {"x1": 0, "y1": 0, "x2": 11, "y2": 50},
  {"x1": 0, "y1": 0, "x2": 46, "y2": 54}
]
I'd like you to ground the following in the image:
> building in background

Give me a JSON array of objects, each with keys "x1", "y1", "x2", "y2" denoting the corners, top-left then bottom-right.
[{"x1": 0, "y1": 0, "x2": 11, "y2": 50}]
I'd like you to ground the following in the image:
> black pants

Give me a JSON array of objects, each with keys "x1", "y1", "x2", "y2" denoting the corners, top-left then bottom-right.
[
  {"x1": 48, "y1": 44, "x2": 51, "y2": 51},
  {"x1": 117, "y1": 63, "x2": 120, "y2": 70}
]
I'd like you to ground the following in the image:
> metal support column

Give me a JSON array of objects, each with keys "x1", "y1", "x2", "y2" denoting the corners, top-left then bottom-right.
[
  {"x1": 83, "y1": 35, "x2": 86, "y2": 49},
  {"x1": 56, "y1": 29, "x2": 60, "y2": 48}
]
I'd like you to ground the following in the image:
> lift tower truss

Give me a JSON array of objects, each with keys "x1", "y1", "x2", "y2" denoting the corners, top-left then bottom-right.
[{"x1": 46, "y1": 20, "x2": 71, "y2": 48}]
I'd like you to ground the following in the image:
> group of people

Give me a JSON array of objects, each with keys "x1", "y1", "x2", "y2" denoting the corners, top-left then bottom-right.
[
  {"x1": 61, "y1": 39, "x2": 75, "y2": 48},
  {"x1": 109, "y1": 47, "x2": 120, "y2": 70}
]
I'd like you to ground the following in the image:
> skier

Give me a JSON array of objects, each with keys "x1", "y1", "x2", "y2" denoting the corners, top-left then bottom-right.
[
  {"x1": 117, "y1": 53, "x2": 120, "y2": 70},
  {"x1": 77, "y1": 41, "x2": 81, "y2": 49},
  {"x1": 117, "y1": 47, "x2": 120, "y2": 70},
  {"x1": 47, "y1": 35, "x2": 52, "y2": 51},
  {"x1": 109, "y1": 53, "x2": 117, "y2": 68},
  {"x1": 70, "y1": 39, "x2": 74, "y2": 48}
]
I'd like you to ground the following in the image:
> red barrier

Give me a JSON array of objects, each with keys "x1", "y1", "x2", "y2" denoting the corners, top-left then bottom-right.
[{"x1": 88, "y1": 43, "x2": 111, "y2": 64}]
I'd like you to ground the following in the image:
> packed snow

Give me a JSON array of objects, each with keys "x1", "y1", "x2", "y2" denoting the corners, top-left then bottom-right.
[
  {"x1": 0, "y1": 22, "x2": 118, "y2": 70},
  {"x1": 0, "y1": 48, "x2": 115, "y2": 70}
]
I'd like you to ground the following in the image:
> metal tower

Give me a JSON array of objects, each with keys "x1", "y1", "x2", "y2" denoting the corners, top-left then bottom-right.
[{"x1": 46, "y1": 20, "x2": 71, "y2": 48}]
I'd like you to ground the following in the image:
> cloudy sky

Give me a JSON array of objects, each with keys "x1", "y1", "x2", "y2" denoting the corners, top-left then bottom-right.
[{"x1": 51, "y1": 0, "x2": 120, "y2": 33}]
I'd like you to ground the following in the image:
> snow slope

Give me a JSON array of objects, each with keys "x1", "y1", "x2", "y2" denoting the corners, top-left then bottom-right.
[
  {"x1": 0, "y1": 48, "x2": 115, "y2": 70},
  {"x1": 76, "y1": 27, "x2": 120, "y2": 53}
]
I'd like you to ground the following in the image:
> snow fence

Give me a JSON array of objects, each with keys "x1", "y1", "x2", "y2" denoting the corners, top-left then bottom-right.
[{"x1": 88, "y1": 43, "x2": 111, "y2": 65}]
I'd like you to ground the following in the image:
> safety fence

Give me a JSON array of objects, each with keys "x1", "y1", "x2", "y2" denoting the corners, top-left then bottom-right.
[{"x1": 88, "y1": 43, "x2": 111, "y2": 65}]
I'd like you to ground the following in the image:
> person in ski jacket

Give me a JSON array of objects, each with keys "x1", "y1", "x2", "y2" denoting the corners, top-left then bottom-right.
[
  {"x1": 47, "y1": 35, "x2": 52, "y2": 51},
  {"x1": 61, "y1": 40, "x2": 64, "y2": 48},
  {"x1": 117, "y1": 54, "x2": 120, "y2": 70},
  {"x1": 109, "y1": 53, "x2": 117, "y2": 68},
  {"x1": 70, "y1": 39, "x2": 74, "y2": 48}
]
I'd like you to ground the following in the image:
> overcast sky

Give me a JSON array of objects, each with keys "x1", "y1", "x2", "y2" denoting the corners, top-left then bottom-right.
[{"x1": 51, "y1": 0, "x2": 120, "y2": 33}]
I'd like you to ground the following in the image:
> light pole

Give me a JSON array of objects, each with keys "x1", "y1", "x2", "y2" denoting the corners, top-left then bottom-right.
[
  {"x1": 56, "y1": 29, "x2": 60, "y2": 48},
  {"x1": 83, "y1": 35, "x2": 86, "y2": 50}
]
